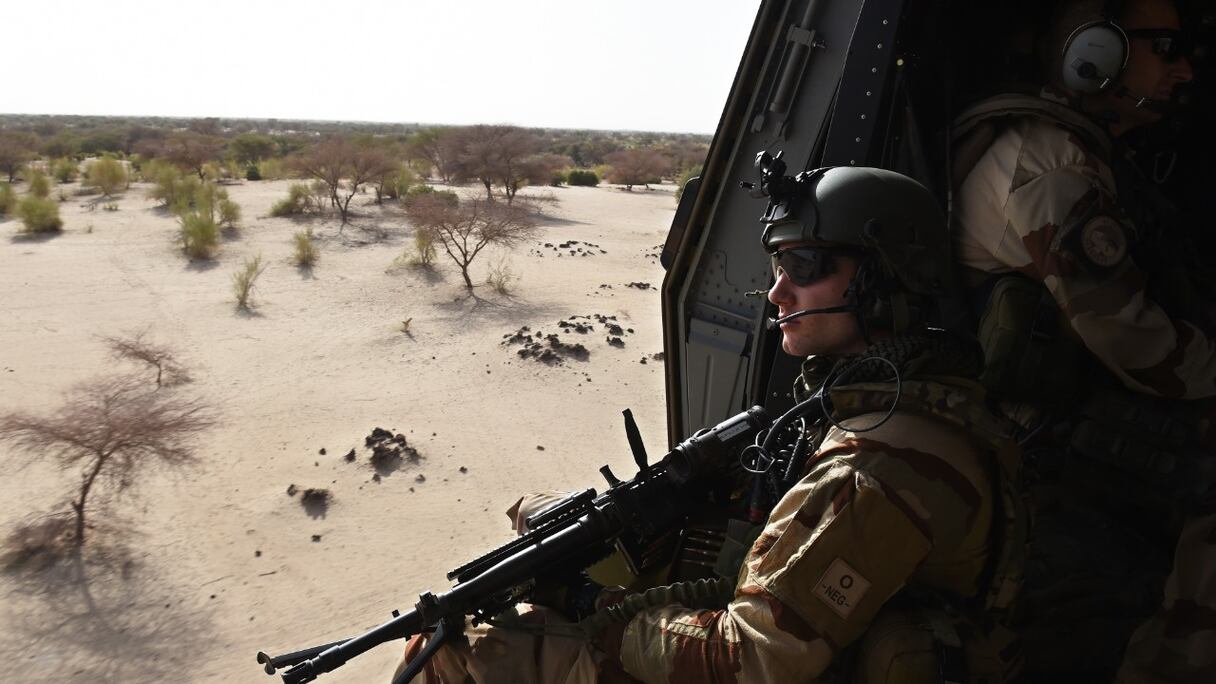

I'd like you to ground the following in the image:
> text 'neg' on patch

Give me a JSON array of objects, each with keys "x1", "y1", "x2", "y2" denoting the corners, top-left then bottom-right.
[{"x1": 814, "y1": 558, "x2": 871, "y2": 619}]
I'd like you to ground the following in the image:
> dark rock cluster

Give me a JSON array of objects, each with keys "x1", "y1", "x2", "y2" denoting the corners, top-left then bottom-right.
[
  {"x1": 503, "y1": 314, "x2": 637, "y2": 362},
  {"x1": 365, "y1": 426, "x2": 420, "y2": 472},
  {"x1": 531, "y1": 240, "x2": 607, "y2": 258},
  {"x1": 507, "y1": 330, "x2": 591, "y2": 365}
]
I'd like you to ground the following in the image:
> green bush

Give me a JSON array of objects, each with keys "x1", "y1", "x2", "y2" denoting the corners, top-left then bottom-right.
[
  {"x1": 410, "y1": 228, "x2": 437, "y2": 267},
  {"x1": 145, "y1": 161, "x2": 194, "y2": 209},
  {"x1": 258, "y1": 158, "x2": 289, "y2": 180},
  {"x1": 566, "y1": 169, "x2": 599, "y2": 187},
  {"x1": 550, "y1": 169, "x2": 567, "y2": 187},
  {"x1": 84, "y1": 156, "x2": 128, "y2": 196},
  {"x1": 231, "y1": 254, "x2": 267, "y2": 309},
  {"x1": 51, "y1": 158, "x2": 79, "y2": 183},
  {"x1": 187, "y1": 182, "x2": 228, "y2": 222},
  {"x1": 27, "y1": 169, "x2": 51, "y2": 199},
  {"x1": 402, "y1": 184, "x2": 458, "y2": 207},
  {"x1": 179, "y1": 211, "x2": 220, "y2": 259},
  {"x1": 17, "y1": 196, "x2": 63, "y2": 233},
  {"x1": 293, "y1": 229, "x2": 318, "y2": 267},
  {"x1": 0, "y1": 183, "x2": 17, "y2": 216},
  {"x1": 270, "y1": 183, "x2": 312, "y2": 217},
  {"x1": 381, "y1": 165, "x2": 419, "y2": 201},
  {"x1": 245, "y1": 165, "x2": 262, "y2": 181},
  {"x1": 219, "y1": 199, "x2": 241, "y2": 228}
]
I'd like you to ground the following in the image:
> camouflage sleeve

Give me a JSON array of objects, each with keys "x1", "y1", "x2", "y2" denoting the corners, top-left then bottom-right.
[
  {"x1": 1001, "y1": 165, "x2": 1216, "y2": 399},
  {"x1": 616, "y1": 413, "x2": 992, "y2": 683}
]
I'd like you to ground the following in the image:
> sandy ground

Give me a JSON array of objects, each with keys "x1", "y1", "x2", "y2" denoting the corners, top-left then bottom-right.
[{"x1": 0, "y1": 177, "x2": 673, "y2": 683}]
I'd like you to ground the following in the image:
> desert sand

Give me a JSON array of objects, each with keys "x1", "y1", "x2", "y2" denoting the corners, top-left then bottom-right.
[{"x1": 0, "y1": 178, "x2": 673, "y2": 682}]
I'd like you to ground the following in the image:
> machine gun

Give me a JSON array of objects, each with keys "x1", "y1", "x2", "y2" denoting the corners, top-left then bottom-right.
[{"x1": 256, "y1": 405, "x2": 772, "y2": 684}]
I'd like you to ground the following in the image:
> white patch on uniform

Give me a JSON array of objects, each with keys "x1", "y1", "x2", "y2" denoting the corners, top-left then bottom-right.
[{"x1": 814, "y1": 558, "x2": 871, "y2": 619}]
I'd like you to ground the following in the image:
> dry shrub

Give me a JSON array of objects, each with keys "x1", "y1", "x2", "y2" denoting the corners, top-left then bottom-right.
[
  {"x1": 409, "y1": 228, "x2": 437, "y2": 267},
  {"x1": 270, "y1": 183, "x2": 313, "y2": 217},
  {"x1": 232, "y1": 253, "x2": 266, "y2": 309},
  {"x1": 85, "y1": 156, "x2": 128, "y2": 197},
  {"x1": 17, "y1": 196, "x2": 63, "y2": 233},
  {"x1": 0, "y1": 182, "x2": 15, "y2": 216},
  {"x1": 218, "y1": 198, "x2": 241, "y2": 229},
  {"x1": 293, "y1": 228, "x2": 318, "y2": 267},
  {"x1": 51, "y1": 157, "x2": 79, "y2": 183},
  {"x1": 486, "y1": 258, "x2": 517, "y2": 294},
  {"x1": 179, "y1": 211, "x2": 219, "y2": 259},
  {"x1": 258, "y1": 158, "x2": 290, "y2": 180},
  {"x1": 27, "y1": 168, "x2": 51, "y2": 198},
  {"x1": 101, "y1": 332, "x2": 190, "y2": 388},
  {"x1": 145, "y1": 161, "x2": 197, "y2": 209}
]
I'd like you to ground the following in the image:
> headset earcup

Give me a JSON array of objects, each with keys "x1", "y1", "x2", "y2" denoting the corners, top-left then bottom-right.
[{"x1": 1062, "y1": 22, "x2": 1128, "y2": 93}]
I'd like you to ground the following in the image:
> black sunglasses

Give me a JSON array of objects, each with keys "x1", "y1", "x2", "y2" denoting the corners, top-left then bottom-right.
[
  {"x1": 770, "y1": 246, "x2": 840, "y2": 287},
  {"x1": 1125, "y1": 28, "x2": 1188, "y2": 63}
]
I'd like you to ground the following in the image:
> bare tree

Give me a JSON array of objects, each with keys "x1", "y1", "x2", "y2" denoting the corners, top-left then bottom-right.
[
  {"x1": 162, "y1": 132, "x2": 226, "y2": 180},
  {"x1": 518, "y1": 153, "x2": 573, "y2": 191},
  {"x1": 295, "y1": 138, "x2": 395, "y2": 227},
  {"x1": 454, "y1": 126, "x2": 556, "y2": 204},
  {"x1": 605, "y1": 148, "x2": 672, "y2": 191},
  {"x1": 100, "y1": 332, "x2": 190, "y2": 388},
  {"x1": 405, "y1": 194, "x2": 538, "y2": 289},
  {"x1": 0, "y1": 131, "x2": 37, "y2": 183},
  {"x1": 0, "y1": 376, "x2": 214, "y2": 546},
  {"x1": 405, "y1": 127, "x2": 465, "y2": 183},
  {"x1": 457, "y1": 125, "x2": 512, "y2": 200},
  {"x1": 493, "y1": 129, "x2": 546, "y2": 204}
]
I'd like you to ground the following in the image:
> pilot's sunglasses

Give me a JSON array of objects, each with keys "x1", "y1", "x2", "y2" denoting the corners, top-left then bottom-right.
[
  {"x1": 770, "y1": 247, "x2": 839, "y2": 287},
  {"x1": 1125, "y1": 28, "x2": 1188, "y2": 63}
]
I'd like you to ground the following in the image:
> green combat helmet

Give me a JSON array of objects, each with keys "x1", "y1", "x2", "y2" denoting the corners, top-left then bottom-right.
[{"x1": 747, "y1": 154, "x2": 960, "y2": 337}]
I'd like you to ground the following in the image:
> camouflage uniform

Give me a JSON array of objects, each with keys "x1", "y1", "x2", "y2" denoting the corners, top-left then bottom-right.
[
  {"x1": 954, "y1": 91, "x2": 1216, "y2": 682},
  {"x1": 613, "y1": 347, "x2": 1020, "y2": 683},
  {"x1": 954, "y1": 91, "x2": 1216, "y2": 399},
  {"x1": 396, "y1": 338, "x2": 1022, "y2": 683}
]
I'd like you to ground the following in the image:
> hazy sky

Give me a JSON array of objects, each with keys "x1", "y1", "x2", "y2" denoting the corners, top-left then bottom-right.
[{"x1": 7, "y1": 1, "x2": 761, "y2": 134}]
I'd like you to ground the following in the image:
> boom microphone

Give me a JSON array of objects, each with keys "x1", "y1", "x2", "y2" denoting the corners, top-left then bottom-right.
[
  {"x1": 1111, "y1": 81, "x2": 1191, "y2": 115},
  {"x1": 766, "y1": 305, "x2": 854, "y2": 330}
]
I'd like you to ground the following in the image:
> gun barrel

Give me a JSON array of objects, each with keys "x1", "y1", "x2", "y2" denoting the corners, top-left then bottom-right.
[{"x1": 256, "y1": 639, "x2": 347, "y2": 675}]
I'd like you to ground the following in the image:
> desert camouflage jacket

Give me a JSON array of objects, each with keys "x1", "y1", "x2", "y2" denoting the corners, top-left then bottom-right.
[
  {"x1": 954, "y1": 93, "x2": 1216, "y2": 399},
  {"x1": 615, "y1": 370, "x2": 1016, "y2": 683}
]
